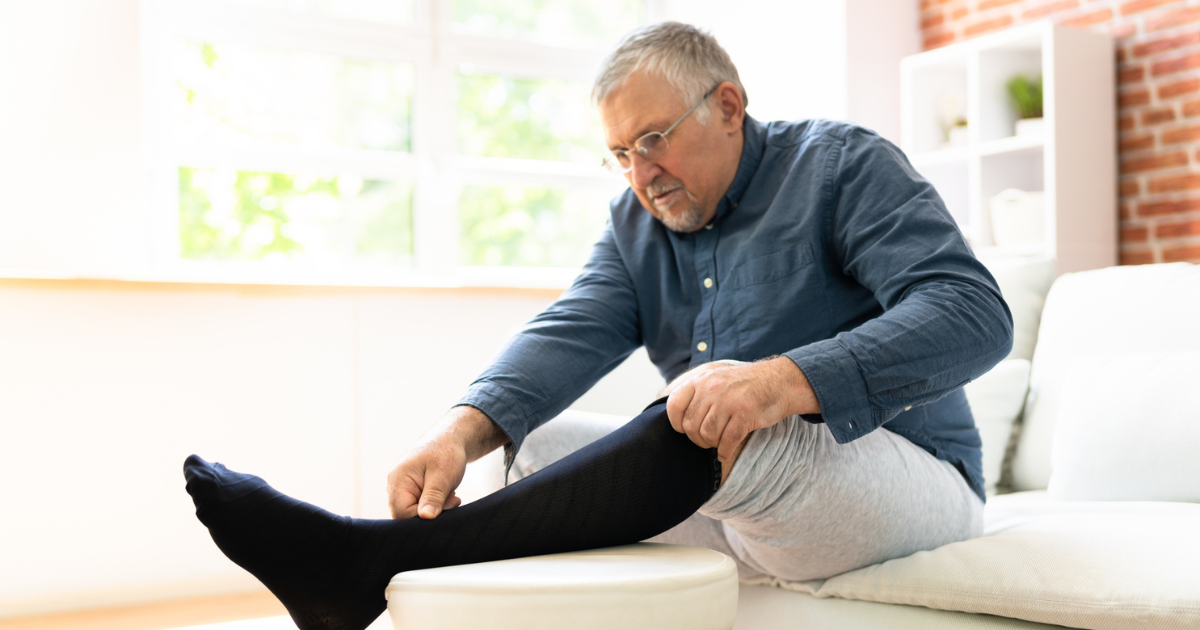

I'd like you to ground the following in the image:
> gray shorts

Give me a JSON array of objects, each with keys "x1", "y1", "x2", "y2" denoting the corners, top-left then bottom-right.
[{"x1": 511, "y1": 410, "x2": 984, "y2": 582}]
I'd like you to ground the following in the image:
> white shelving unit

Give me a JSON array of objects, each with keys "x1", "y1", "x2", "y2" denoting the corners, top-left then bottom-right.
[{"x1": 900, "y1": 21, "x2": 1116, "y2": 275}]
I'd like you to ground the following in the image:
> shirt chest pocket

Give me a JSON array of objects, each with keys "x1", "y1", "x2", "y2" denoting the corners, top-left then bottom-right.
[
  {"x1": 731, "y1": 247, "x2": 815, "y2": 288},
  {"x1": 724, "y1": 245, "x2": 828, "y2": 355}
]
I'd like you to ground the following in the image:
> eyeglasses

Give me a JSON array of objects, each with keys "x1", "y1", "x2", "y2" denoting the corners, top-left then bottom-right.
[{"x1": 602, "y1": 85, "x2": 719, "y2": 174}]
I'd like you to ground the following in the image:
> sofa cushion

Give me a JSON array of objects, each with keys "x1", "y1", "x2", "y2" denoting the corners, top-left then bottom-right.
[
  {"x1": 385, "y1": 544, "x2": 738, "y2": 630},
  {"x1": 1049, "y1": 352, "x2": 1200, "y2": 502},
  {"x1": 764, "y1": 491, "x2": 1200, "y2": 630},
  {"x1": 962, "y1": 359, "x2": 1030, "y2": 494},
  {"x1": 1011, "y1": 262, "x2": 1200, "y2": 491},
  {"x1": 735, "y1": 582, "x2": 1072, "y2": 630}
]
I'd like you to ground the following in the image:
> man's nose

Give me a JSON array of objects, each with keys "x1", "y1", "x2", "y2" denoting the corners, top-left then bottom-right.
[{"x1": 628, "y1": 153, "x2": 662, "y2": 189}]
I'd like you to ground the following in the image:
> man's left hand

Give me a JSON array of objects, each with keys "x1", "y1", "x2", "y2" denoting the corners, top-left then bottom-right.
[{"x1": 664, "y1": 357, "x2": 820, "y2": 463}]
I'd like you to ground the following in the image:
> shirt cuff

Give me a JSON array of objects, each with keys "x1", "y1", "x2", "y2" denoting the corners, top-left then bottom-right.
[
  {"x1": 784, "y1": 338, "x2": 878, "y2": 444},
  {"x1": 455, "y1": 382, "x2": 531, "y2": 456}
]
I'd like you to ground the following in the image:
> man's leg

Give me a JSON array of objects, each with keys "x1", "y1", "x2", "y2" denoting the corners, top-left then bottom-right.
[
  {"x1": 183, "y1": 400, "x2": 720, "y2": 630},
  {"x1": 700, "y1": 415, "x2": 984, "y2": 581},
  {"x1": 516, "y1": 409, "x2": 770, "y2": 581},
  {"x1": 510, "y1": 409, "x2": 629, "y2": 483}
]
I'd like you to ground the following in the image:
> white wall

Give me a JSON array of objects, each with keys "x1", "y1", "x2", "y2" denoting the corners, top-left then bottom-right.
[
  {"x1": 656, "y1": 0, "x2": 919, "y2": 143},
  {"x1": 0, "y1": 281, "x2": 663, "y2": 617},
  {"x1": 845, "y1": 0, "x2": 921, "y2": 144},
  {"x1": 0, "y1": 0, "x2": 150, "y2": 274},
  {"x1": 658, "y1": 1, "x2": 849, "y2": 124}
]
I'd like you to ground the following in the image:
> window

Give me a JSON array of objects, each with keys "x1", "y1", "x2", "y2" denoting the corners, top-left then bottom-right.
[{"x1": 143, "y1": 0, "x2": 641, "y2": 285}]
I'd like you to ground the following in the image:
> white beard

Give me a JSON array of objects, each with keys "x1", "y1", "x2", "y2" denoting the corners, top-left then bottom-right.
[{"x1": 648, "y1": 181, "x2": 706, "y2": 232}]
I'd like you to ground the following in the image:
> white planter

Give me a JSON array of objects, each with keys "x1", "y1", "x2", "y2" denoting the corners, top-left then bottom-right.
[
  {"x1": 1015, "y1": 117, "x2": 1044, "y2": 137},
  {"x1": 990, "y1": 188, "x2": 1045, "y2": 247},
  {"x1": 946, "y1": 125, "x2": 969, "y2": 148}
]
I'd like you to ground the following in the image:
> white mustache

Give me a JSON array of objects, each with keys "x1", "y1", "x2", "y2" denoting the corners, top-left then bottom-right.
[{"x1": 647, "y1": 182, "x2": 683, "y2": 198}]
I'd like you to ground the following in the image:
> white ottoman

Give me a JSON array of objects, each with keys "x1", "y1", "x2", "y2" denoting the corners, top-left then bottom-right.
[{"x1": 385, "y1": 543, "x2": 738, "y2": 630}]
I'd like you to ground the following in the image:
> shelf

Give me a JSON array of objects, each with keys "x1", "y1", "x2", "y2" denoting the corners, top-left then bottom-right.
[
  {"x1": 978, "y1": 133, "x2": 1044, "y2": 157},
  {"x1": 909, "y1": 145, "x2": 970, "y2": 168},
  {"x1": 909, "y1": 133, "x2": 1043, "y2": 168},
  {"x1": 900, "y1": 21, "x2": 1115, "y2": 274},
  {"x1": 974, "y1": 243, "x2": 1050, "y2": 259}
]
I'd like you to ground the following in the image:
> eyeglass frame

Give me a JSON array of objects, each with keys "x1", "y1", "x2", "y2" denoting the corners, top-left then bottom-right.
[{"x1": 601, "y1": 84, "x2": 721, "y2": 174}]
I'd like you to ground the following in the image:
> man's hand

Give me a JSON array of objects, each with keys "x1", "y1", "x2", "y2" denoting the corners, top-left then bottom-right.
[
  {"x1": 386, "y1": 406, "x2": 509, "y2": 520},
  {"x1": 665, "y1": 357, "x2": 820, "y2": 463}
]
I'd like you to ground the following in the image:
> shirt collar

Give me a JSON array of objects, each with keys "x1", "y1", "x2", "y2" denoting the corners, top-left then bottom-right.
[{"x1": 716, "y1": 113, "x2": 766, "y2": 220}]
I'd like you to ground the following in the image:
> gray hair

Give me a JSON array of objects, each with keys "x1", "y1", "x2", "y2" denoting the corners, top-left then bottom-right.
[{"x1": 592, "y1": 21, "x2": 747, "y2": 124}]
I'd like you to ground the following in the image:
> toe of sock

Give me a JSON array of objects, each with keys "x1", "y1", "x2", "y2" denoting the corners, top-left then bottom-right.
[{"x1": 183, "y1": 454, "x2": 218, "y2": 510}]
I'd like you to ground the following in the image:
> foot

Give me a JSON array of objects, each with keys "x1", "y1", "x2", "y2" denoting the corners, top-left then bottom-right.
[{"x1": 183, "y1": 455, "x2": 392, "y2": 630}]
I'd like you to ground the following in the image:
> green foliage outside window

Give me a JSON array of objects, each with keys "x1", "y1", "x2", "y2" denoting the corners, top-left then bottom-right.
[
  {"x1": 457, "y1": 73, "x2": 602, "y2": 164},
  {"x1": 459, "y1": 186, "x2": 611, "y2": 267},
  {"x1": 179, "y1": 167, "x2": 413, "y2": 264},
  {"x1": 172, "y1": 3, "x2": 638, "y2": 269},
  {"x1": 176, "y1": 41, "x2": 414, "y2": 152}
]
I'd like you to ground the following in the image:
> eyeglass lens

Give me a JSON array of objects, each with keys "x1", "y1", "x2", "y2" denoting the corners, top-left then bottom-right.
[{"x1": 610, "y1": 132, "x2": 667, "y2": 171}]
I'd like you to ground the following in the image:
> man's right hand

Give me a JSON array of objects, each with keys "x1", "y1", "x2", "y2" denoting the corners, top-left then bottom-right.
[{"x1": 386, "y1": 406, "x2": 509, "y2": 520}]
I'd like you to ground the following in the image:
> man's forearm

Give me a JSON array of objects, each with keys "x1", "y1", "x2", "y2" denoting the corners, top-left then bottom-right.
[
  {"x1": 437, "y1": 405, "x2": 511, "y2": 462},
  {"x1": 766, "y1": 356, "x2": 822, "y2": 417}
]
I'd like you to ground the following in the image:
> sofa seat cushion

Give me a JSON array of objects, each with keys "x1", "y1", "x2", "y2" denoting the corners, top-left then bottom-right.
[{"x1": 760, "y1": 492, "x2": 1200, "y2": 630}]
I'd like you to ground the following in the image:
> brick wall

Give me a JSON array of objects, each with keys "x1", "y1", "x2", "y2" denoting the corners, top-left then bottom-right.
[{"x1": 920, "y1": 0, "x2": 1200, "y2": 265}]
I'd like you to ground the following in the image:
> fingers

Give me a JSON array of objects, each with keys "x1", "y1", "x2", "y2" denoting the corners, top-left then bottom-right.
[
  {"x1": 697, "y1": 406, "x2": 729, "y2": 451},
  {"x1": 717, "y1": 422, "x2": 749, "y2": 463},
  {"x1": 418, "y1": 465, "x2": 457, "y2": 519},
  {"x1": 387, "y1": 437, "x2": 468, "y2": 520},
  {"x1": 667, "y1": 377, "x2": 726, "y2": 449},
  {"x1": 386, "y1": 466, "x2": 419, "y2": 520},
  {"x1": 666, "y1": 384, "x2": 694, "y2": 434}
]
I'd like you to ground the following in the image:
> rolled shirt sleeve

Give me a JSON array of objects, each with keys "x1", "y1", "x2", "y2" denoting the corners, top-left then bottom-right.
[
  {"x1": 785, "y1": 127, "x2": 1014, "y2": 444},
  {"x1": 456, "y1": 222, "x2": 642, "y2": 456}
]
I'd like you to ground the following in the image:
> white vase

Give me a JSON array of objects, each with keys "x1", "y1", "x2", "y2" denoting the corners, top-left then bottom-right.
[
  {"x1": 989, "y1": 188, "x2": 1045, "y2": 247},
  {"x1": 947, "y1": 125, "x2": 969, "y2": 147},
  {"x1": 1015, "y1": 117, "x2": 1044, "y2": 138}
]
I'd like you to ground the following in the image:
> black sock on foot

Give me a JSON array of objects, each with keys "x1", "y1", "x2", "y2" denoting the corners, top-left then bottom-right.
[{"x1": 183, "y1": 400, "x2": 720, "y2": 630}]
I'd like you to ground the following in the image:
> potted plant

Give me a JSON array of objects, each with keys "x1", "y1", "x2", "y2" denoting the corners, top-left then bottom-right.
[
  {"x1": 1006, "y1": 74, "x2": 1043, "y2": 137},
  {"x1": 937, "y1": 91, "x2": 969, "y2": 148}
]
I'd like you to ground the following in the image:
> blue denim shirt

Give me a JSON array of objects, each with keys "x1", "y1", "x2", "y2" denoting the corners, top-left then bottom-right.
[{"x1": 459, "y1": 115, "x2": 1013, "y2": 501}]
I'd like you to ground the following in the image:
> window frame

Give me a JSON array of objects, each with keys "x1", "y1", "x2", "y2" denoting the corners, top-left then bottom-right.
[{"x1": 142, "y1": 0, "x2": 656, "y2": 288}]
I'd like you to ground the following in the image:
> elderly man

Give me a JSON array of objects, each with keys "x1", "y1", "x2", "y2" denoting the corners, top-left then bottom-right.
[{"x1": 183, "y1": 21, "x2": 1011, "y2": 630}]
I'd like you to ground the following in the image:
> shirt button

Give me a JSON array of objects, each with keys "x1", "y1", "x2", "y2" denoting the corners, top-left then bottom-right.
[
  {"x1": 904, "y1": 405, "x2": 912, "y2": 411},
  {"x1": 705, "y1": 224, "x2": 714, "y2": 230},
  {"x1": 703, "y1": 278, "x2": 713, "y2": 289},
  {"x1": 697, "y1": 341, "x2": 708, "y2": 352}
]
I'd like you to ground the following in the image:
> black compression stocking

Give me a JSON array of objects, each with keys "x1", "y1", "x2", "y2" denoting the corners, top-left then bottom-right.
[{"x1": 183, "y1": 400, "x2": 720, "y2": 630}]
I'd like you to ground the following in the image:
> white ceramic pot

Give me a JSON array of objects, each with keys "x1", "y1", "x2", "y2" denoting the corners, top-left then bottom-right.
[
  {"x1": 1015, "y1": 117, "x2": 1044, "y2": 138},
  {"x1": 947, "y1": 125, "x2": 969, "y2": 148},
  {"x1": 989, "y1": 188, "x2": 1045, "y2": 247}
]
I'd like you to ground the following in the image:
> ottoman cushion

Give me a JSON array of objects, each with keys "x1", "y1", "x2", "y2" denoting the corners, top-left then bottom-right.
[{"x1": 385, "y1": 543, "x2": 738, "y2": 630}]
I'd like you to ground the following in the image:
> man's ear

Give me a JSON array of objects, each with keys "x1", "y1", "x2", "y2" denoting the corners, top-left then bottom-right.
[{"x1": 715, "y1": 81, "x2": 745, "y2": 132}]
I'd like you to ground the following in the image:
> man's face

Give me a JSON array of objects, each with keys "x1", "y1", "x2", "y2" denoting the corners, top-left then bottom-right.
[{"x1": 599, "y1": 71, "x2": 742, "y2": 233}]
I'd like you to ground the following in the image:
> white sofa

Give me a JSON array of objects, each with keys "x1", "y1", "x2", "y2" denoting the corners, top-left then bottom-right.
[
  {"x1": 462, "y1": 260, "x2": 1200, "y2": 630},
  {"x1": 731, "y1": 260, "x2": 1200, "y2": 630}
]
